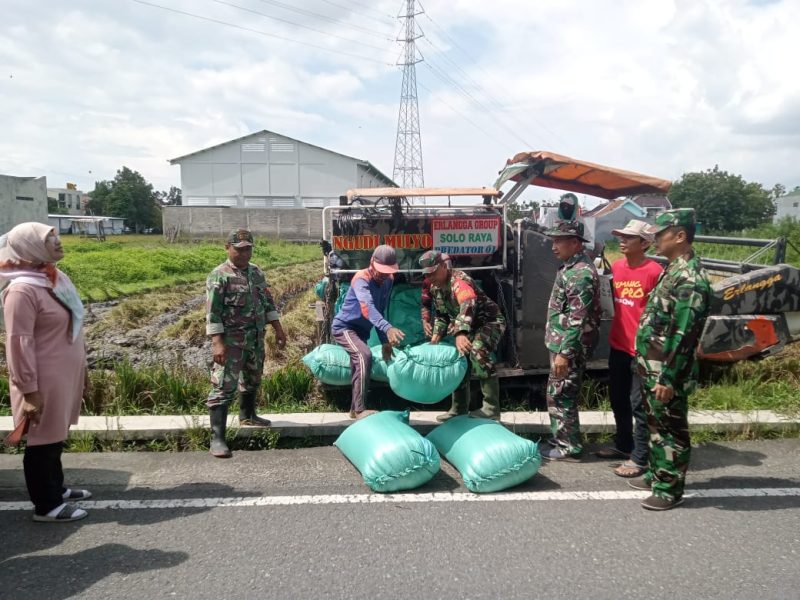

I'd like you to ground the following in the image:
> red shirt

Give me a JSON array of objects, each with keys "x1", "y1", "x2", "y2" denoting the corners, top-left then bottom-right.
[{"x1": 610, "y1": 258, "x2": 663, "y2": 356}]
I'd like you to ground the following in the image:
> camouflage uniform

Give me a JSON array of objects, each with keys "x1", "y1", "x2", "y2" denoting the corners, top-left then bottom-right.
[
  {"x1": 421, "y1": 277, "x2": 433, "y2": 333},
  {"x1": 206, "y1": 255, "x2": 280, "y2": 408},
  {"x1": 429, "y1": 269, "x2": 505, "y2": 379},
  {"x1": 636, "y1": 210, "x2": 711, "y2": 501},
  {"x1": 544, "y1": 220, "x2": 601, "y2": 455}
]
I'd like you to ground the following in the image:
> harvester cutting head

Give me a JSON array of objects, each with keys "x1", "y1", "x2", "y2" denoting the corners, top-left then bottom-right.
[{"x1": 698, "y1": 264, "x2": 800, "y2": 361}]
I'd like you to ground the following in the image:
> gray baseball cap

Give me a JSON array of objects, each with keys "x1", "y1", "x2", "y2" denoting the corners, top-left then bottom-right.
[{"x1": 371, "y1": 244, "x2": 399, "y2": 274}]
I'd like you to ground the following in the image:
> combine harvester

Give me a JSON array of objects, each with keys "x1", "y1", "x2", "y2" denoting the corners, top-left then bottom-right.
[{"x1": 314, "y1": 151, "x2": 799, "y2": 401}]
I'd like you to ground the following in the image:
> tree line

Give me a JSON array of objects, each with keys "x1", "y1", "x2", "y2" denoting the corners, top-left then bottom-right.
[{"x1": 85, "y1": 167, "x2": 181, "y2": 233}]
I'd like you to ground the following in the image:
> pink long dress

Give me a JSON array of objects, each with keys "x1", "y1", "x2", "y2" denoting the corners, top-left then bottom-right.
[{"x1": 4, "y1": 284, "x2": 86, "y2": 446}]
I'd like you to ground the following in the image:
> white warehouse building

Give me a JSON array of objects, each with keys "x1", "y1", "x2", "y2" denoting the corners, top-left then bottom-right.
[{"x1": 169, "y1": 130, "x2": 395, "y2": 209}]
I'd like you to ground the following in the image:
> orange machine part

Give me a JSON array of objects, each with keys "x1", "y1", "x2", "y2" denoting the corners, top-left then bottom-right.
[{"x1": 700, "y1": 317, "x2": 780, "y2": 362}]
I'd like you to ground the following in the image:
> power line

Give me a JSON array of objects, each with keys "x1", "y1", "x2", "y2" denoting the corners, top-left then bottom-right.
[
  {"x1": 254, "y1": 0, "x2": 396, "y2": 40},
  {"x1": 315, "y1": 0, "x2": 395, "y2": 26},
  {"x1": 423, "y1": 60, "x2": 533, "y2": 149},
  {"x1": 130, "y1": 0, "x2": 394, "y2": 65},
  {"x1": 421, "y1": 39, "x2": 542, "y2": 147},
  {"x1": 421, "y1": 6, "x2": 569, "y2": 150},
  {"x1": 416, "y1": 78, "x2": 515, "y2": 153},
  {"x1": 211, "y1": 0, "x2": 392, "y2": 55}
]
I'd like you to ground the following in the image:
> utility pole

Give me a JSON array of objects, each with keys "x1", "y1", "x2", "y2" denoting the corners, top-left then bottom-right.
[{"x1": 392, "y1": 0, "x2": 425, "y2": 189}]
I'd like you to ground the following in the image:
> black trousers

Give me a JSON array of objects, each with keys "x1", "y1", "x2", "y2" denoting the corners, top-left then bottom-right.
[
  {"x1": 23, "y1": 442, "x2": 65, "y2": 515},
  {"x1": 608, "y1": 348, "x2": 649, "y2": 466}
]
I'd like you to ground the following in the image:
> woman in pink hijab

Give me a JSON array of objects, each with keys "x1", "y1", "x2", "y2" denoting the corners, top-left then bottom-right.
[{"x1": 1, "y1": 222, "x2": 91, "y2": 522}]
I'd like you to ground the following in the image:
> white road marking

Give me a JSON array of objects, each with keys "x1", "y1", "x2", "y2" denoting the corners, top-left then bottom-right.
[{"x1": 1, "y1": 488, "x2": 798, "y2": 512}]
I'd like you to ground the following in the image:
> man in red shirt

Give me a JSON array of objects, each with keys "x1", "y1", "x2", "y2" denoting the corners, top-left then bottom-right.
[{"x1": 596, "y1": 220, "x2": 663, "y2": 477}]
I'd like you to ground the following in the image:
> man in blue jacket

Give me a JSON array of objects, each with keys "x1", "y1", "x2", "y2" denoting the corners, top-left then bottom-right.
[{"x1": 332, "y1": 245, "x2": 405, "y2": 418}]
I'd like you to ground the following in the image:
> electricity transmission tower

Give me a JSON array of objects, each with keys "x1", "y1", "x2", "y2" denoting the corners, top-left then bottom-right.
[{"x1": 392, "y1": 0, "x2": 425, "y2": 189}]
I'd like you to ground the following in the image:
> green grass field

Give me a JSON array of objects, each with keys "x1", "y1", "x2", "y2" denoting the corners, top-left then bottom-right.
[{"x1": 58, "y1": 235, "x2": 321, "y2": 300}]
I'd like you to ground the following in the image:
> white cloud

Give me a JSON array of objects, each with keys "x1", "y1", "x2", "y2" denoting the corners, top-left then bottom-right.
[{"x1": 0, "y1": 0, "x2": 797, "y2": 202}]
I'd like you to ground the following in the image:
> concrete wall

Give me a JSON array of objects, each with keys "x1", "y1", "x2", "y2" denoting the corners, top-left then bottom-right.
[
  {"x1": 162, "y1": 206, "x2": 325, "y2": 241},
  {"x1": 176, "y1": 132, "x2": 393, "y2": 209},
  {"x1": 47, "y1": 187, "x2": 85, "y2": 215},
  {"x1": 774, "y1": 193, "x2": 800, "y2": 222},
  {"x1": 0, "y1": 175, "x2": 48, "y2": 235}
]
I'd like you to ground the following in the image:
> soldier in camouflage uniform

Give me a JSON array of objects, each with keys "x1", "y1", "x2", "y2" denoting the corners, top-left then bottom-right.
[
  {"x1": 541, "y1": 220, "x2": 601, "y2": 461},
  {"x1": 205, "y1": 229, "x2": 287, "y2": 458},
  {"x1": 420, "y1": 253, "x2": 450, "y2": 338},
  {"x1": 629, "y1": 209, "x2": 711, "y2": 510},
  {"x1": 418, "y1": 250, "x2": 506, "y2": 421}
]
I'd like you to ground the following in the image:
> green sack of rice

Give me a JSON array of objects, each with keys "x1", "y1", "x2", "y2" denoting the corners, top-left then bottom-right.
[
  {"x1": 387, "y1": 343, "x2": 467, "y2": 404},
  {"x1": 335, "y1": 410, "x2": 440, "y2": 493},
  {"x1": 367, "y1": 284, "x2": 426, "y2": 347},
  {"x1": 370, "y1": 345, "x2": 397, "y2": 383},
  {"x1": 301, "y1": 343, "x2": 351, "y2": 386},
  {"x1": 427, "y1": 416, "x2": 541, "y2": 493}
]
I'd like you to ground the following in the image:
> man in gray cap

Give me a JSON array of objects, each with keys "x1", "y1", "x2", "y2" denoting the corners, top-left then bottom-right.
[
  {"x1": 206, "y1": 228, "x2": 287, "y2": 458},
  {"x1": 596, "y1": 219, "x2": 663, "y2": 478},
  {"x1": 332, "y1": 245, "x2": 405, "y2": 419},
  {"x1": 541, "y1": 220, "x2": 601, "y2": 461}
]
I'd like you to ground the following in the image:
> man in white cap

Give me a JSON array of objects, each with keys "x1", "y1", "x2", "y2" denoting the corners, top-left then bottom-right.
[
  {"x1": 596, "y1": 219, "x2": 663, "y2": 477},
  {"x1": 332, "y1": 245, "x2": 405, "y2": 418}
]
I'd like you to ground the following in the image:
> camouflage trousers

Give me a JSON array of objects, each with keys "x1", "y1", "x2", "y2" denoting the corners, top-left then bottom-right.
[
  {"x1": 546, "y1": 351, "x2": 585, "y2": 454},
  {"x1": 642, "y1": 376, "x2": 691, "y2": 500},
  {"x1": 464, "y1": 316, "x2": 506, "y2": 379},
  {"x1": 206, "y1": 330, "x2": 265, "y2": 408}
]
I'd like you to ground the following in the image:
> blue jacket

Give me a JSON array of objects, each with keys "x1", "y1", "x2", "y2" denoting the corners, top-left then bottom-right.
[{"x1": 332, "y1": 268, "x2": 393, "y2": 343}]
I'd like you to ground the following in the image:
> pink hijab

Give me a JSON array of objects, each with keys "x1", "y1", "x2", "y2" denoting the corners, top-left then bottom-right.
[
  {"x1": 0, "y1": 222, "x2": 59, "y2": 265},
  {"x1": 0, "y1": 222, "x2": 84, "y2": 342}
]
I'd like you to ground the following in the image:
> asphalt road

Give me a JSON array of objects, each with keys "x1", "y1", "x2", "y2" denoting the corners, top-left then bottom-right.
[{"x1": 1, "y1": 439, "x2": 798, "y2": 600}]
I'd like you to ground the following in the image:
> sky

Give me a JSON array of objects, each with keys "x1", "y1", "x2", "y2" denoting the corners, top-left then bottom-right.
[{"x1": 1, "y1": 0, "x2": 799, "y2": 209}]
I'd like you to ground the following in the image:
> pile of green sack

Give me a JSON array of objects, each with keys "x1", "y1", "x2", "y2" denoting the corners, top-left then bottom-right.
[
  {"x1": 303, "y1": 342, "x2": 466, "y2": 404},
  {"x1": 335, "y1": 412, "x2": 541, "y2": 494}
]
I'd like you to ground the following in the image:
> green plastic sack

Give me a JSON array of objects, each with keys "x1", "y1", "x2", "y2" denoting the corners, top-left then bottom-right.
[
  {"x1": 314, "y1": 277, "x2": 328, "y2": 300},
  {"x1": 367, "y1": 284, "x2": 426, "y2": 347},
  {"x1": 370, "y1": 345, "x2": 397, "y2": 383},
  {"x1": 302, "y1": 344, "x2": 351, "y2": 386},
  {"x1": 334, "y1": 410, "x2": 441, "y2": 492},
  {"x1": 387, "y1": 284, "x2": 425, "y2": 346},
  {"x1": 427, "y1": 416, "x2": 541, "y2": 493},
  {"x1": 334, "y1": 282, "x2": 350, "y2": 315},
  {"x1": 387, "y1": 343, "x2": 467, "y2": 404}
]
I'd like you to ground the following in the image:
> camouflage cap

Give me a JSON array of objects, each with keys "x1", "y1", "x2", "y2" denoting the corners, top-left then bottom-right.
[
  {"x1": 650, "y1": 208, "x2": 696, "y2": 234},
  {"x1": 227, "y1": 228, "x2": 254, "y2": 248},
  {"x1": 545, "y1": 219, "x2": 589, "y2": 243},
  {"x1": 418, "y1": 250, "x2": 451, "y2": 274}
]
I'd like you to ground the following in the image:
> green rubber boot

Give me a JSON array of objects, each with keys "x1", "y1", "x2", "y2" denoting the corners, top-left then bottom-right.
[
  {"x1": 239, "y1": 391, "x2": 271, "y2": 427},
  {"x1": 470, "y1": 377, "x2": 501, "y2": 421},
  {"x1": 436, "y1": 383, "x2": 471, "y2": 423},
  {"x1": 209, "y1": 405, "x2": 232, "y2": 458}
]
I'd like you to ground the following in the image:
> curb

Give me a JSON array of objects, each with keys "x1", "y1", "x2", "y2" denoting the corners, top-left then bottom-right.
[{"x1": 1, "y1": 410, "x2": 796, "y2": 441}]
